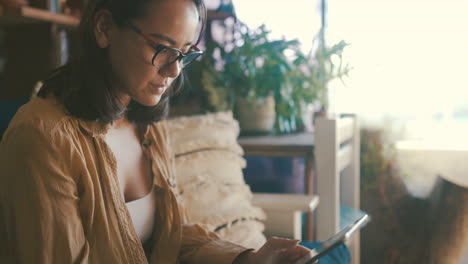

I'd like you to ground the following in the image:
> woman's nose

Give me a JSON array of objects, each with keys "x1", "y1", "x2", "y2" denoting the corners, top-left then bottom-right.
[{"x1": 159, "y1": 60, "x2": 182, "y2": 79}]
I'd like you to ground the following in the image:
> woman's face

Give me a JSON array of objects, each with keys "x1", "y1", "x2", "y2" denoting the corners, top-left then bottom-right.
[{"x1": 105, "y1": 0, "x2": 199, "y2": 107}]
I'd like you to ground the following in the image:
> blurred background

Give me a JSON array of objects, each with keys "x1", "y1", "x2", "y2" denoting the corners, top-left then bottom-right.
[{"x1": 1, "y1": 0, "x2": 467, "y2": 263}]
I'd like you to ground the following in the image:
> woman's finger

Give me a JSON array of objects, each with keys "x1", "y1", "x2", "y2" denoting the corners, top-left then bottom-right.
[
  {"x1": 253, "y1": 238, "x2": 306, "y2": 264},
  {"x1": 283, "y1": 245, "x2": 312, "y2": 262},
  {"x1": 261, "y1": 237, "x2": 301, "y2": 251}
]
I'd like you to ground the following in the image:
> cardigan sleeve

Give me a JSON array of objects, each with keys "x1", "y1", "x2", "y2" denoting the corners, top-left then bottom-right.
[
  {"x1": 0, "y1": 121, "x2": 90, "y2": 264},
  {"x1": 179, "y1": 223, "x2": 252, "y2": 264}
]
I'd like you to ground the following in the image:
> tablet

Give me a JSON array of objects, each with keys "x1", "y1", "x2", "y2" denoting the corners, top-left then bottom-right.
[{"x1": 295, "y1": 214, "x2": 370, "y2": 264}]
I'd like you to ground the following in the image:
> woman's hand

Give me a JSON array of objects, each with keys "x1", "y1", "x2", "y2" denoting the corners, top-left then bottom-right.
[{"x1": 234, "y1": 237, "x2": 313, "y2": 264}]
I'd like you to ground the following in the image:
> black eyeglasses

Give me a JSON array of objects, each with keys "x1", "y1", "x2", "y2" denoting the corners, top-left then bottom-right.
[{"x1": 127, "y1": 23, "x2": 203, "y2": 68}]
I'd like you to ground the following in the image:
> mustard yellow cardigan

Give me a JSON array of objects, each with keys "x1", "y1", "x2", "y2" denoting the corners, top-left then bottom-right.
[{"x1": 0, "y1": 97, "x2": 248, "y2": 264}]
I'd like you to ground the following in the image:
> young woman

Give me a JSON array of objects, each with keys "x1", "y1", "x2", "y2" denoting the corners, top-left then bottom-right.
[{"x1": 0, "y1": 0, "x2": 349, "y2": 263}]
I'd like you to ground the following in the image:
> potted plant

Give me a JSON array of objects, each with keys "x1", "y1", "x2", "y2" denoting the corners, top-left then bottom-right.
[
  {"x1": 197, "y1": 21, "x2": 351, "y2": 134},
  {"x1": 199, "y1": 22, "x2": 300, "y2": 134},
  {"x1": 283, "y1": 40, "x2": 351, "y2": 133}
]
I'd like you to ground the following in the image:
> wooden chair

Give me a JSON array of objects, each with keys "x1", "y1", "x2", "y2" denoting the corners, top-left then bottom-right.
[
  {"x1": 314, "y1": 114, "x2": 362, "y2": 264},
  {"x1": 252, "y1": 193, "x2": 319, "y2": 240},
  {"x1": 238, "y1": 132, "x2": 319, "y2": 241}
]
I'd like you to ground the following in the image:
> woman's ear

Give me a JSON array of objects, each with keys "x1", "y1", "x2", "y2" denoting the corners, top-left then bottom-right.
[{"x1": 94, "y1": 9, "x2": 114, "y2": 48}]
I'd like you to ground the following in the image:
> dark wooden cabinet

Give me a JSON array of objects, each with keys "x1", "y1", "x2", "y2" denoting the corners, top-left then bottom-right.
[{"x1": 0, "y1": 5, "x2": 77, "y2": 100}]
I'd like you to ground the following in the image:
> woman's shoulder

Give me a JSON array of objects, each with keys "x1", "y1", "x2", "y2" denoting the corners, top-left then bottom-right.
[
  {"x1": 16, "y1": 96, "x2": 67, "y2": 119},
  {"x1": 4, "y1": 96, "x2": 76, "y2": 141}
]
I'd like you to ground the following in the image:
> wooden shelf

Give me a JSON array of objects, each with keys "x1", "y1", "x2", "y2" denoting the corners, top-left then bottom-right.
[
  {"x1": 238, "y1": 132, "x2": 315, "y2": 191},
  {"x1": 0, "y1": 6, "x2": 79, "y2": 27},
  {"x1": 207, "y1": 10, "x2": 233, "y2": 20},
  {"x1": 238, "y1": 131, "x2": 316, "y2": 241}
]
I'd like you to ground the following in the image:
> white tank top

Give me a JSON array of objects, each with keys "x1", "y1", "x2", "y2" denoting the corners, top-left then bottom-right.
[{"x1": 126, "y1": 187, "x2": 156, "y2": 243}]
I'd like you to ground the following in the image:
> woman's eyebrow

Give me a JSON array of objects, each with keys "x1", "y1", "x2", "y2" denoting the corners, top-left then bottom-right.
[{"x1": 149, "y1": 33, "x2": 193, "y2": 47}]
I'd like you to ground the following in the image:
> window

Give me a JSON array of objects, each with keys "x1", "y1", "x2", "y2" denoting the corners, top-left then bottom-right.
[
  {"x1": 327, "y1": 0, "x2": 468, "y2": 142},
  {"x1": 233, "y1": 0, "x2": 323, "y2": 53}
]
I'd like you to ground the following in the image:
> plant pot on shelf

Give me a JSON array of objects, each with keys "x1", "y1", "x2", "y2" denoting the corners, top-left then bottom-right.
[
  {"x1": 236, "y1": 95, "x2": 276, "y2": 135},
  {"x1": 300, "y1": 103, "x2": 316, "y2": 133}
]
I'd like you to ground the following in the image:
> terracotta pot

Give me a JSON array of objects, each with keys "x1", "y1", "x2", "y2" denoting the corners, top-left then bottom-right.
[{"x1": 237, "y1": 95, "x2": 276, "y2": 134}]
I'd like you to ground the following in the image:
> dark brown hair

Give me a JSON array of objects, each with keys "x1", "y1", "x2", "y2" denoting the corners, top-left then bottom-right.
[{"x1": 38, "y1": 0, "x2": 206, "y2": 124}]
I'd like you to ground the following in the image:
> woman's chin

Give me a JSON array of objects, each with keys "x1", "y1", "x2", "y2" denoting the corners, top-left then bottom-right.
[{"x1": 134, "y1": 96, "x2": 161, "y2": 107}]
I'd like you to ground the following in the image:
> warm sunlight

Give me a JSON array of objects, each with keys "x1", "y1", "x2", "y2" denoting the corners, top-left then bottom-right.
[
  {"x1": 327, "y1": 0, "x2": 468, "y2": 136},
  {"x1": 233, "y1": 0, "x2": 322, "y2": 53}
]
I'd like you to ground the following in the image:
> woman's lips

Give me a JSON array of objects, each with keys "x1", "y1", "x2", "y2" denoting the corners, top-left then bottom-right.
[{"x1": 150, "y1": 83, "x2": 166, "y2": 95}]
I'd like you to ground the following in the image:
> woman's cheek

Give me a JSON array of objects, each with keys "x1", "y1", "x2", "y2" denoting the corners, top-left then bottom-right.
[{"x1": 136, "y1": 65, "x2": 157, "y2": 85}]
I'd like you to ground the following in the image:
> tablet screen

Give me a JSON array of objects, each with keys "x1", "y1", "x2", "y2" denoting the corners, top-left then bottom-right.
[{"x1": 295, "y1": 214, "x2": 370, "y2": 264}]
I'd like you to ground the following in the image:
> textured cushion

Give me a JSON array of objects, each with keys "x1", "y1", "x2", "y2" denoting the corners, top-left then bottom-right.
[
  {"x1": 167, "y1": 111, "x2": 267, "y2": 249},
  {"x1": 168, "y1": 111, "x2": 243, "y2": 155}
]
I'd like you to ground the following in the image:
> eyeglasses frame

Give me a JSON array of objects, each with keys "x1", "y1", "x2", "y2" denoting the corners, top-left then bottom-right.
[{"x1": 126, "y1": 22, "x2": 203, "y2": 68}]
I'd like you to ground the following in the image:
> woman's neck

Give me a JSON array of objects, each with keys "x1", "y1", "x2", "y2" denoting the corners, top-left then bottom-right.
[{"x1": 111, "y1": 115, "x2": 132, "y2": 129}]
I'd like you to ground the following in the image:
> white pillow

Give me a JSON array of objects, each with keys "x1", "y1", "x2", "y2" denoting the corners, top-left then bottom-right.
[{"x1": 167, "y1": 111, "x2": 267, "y2": 249}]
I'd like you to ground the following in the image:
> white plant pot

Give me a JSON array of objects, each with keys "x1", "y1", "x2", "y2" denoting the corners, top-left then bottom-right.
[
  {"x1": 301, "y1": 103, "x2": 316, "y2": 132},
  {"x1": 237, "y1": 95, "x2": 276, "y2": 134}
]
